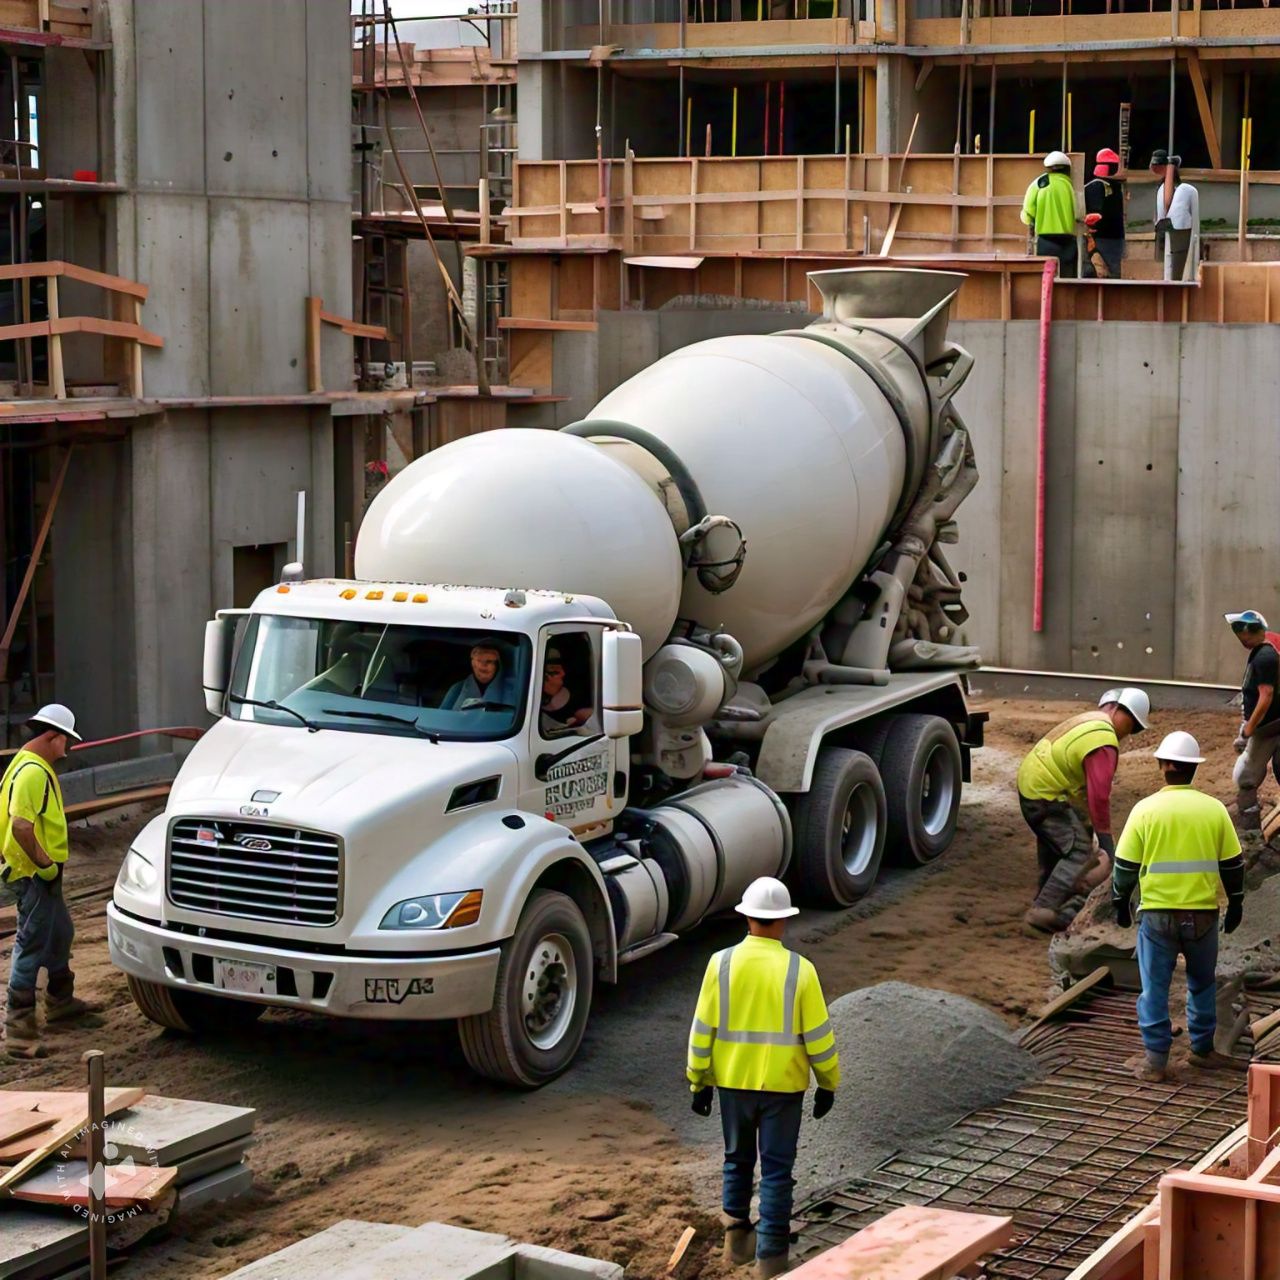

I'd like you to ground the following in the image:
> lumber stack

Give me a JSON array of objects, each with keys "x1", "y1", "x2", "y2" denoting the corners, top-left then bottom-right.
[{"x1": 0, "y1": 1089, "x2": 255, "y2": 1279}]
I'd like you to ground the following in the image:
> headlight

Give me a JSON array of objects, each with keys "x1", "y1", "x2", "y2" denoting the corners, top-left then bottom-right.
[
  {"x1": 118, "y1": 848, "x2": 158, "y2": 894},
  {"x1": 379, "y1": 889, "x2": 483, "y2": 930}
]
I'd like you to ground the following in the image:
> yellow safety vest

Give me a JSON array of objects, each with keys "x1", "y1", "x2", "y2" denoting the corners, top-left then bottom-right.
[
  {"x1": 1017, "y1": 713, "x2": 1118, "y2": 807},
  {"x1": 1115, "y1": 784, "x2": 1241, "y2": 911},
  {"x1": 687, "y1": 935, "x2": 840, "y2": 1094}
]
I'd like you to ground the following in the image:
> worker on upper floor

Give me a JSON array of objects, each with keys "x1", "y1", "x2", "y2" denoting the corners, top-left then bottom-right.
[
  {"x1": 1083, "y1": 147, "x2": 1126, "y2": 279},
  {"x1": 1112, "y1": 730, "x2": 1245, "y2": 1082},
  {"x1": 1227, "y1": 610, "x2": 1280, "y2": 849},
  {"x1": 1151, "y1": 148, "x2": 1199, "y2": 282},
  {"x1": 1017, "y1": 687, "x2": 1151, "y2": 934},
  {"x1": 687, "y1": 877, "x2": 839, "y2": 1279},
  {"x1": 1021, "y1": 150, "x2": 1083, "y2": 278}
]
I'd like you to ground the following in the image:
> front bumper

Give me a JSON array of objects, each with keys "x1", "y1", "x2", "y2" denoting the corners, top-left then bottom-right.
[{"x1": 107, "y1": 904, "x2": 501, "y2": 1021}]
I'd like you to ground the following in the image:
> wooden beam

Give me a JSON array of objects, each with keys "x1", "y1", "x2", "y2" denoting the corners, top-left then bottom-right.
[
  {"x1": 305, "y1": 295, "x2": 323, "y2": 393},
  {"x1": 319, "y1": 309, "x2": 388, "y2": 340},
  {"x1": 0, "y1": 445, "x2": 71, "y2": 681},
  {"x1": 1186, "y1": 53, "x2": 1222, "y2": 171},
  {"x1": 46, "y1": 276, "x2": 64, "y2": 399},
  {"x1": 879, "y1": 112, "x2": 921, "y2": 256}
]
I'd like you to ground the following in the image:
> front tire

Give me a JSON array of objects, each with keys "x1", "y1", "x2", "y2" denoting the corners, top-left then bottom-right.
[
  {"x1": 790, "y1": 747, "x2": 887, "y2": 907},
  {"x1": 126, "y1": 976, "x2": 265, "y2": 1034},
  {"x1": 458, "y1": 889, "x2": 594, "y2": 1088},
  {"x1": 879, "y1": 714, "x2": 963, "y2": 866}
]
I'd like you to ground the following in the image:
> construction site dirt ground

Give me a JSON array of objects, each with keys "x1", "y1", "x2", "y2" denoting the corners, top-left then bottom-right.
[{"x1": 0, "y1": 696, "x2": 1249, "y2": 1279}]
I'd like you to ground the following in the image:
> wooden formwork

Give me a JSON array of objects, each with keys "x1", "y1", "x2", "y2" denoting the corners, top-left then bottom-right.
[{"x1": 508, "y1": 153, "x2": 1057, "y2": 257}]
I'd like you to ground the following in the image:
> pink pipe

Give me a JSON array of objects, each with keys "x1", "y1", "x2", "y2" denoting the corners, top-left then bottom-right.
[{"x1": 1032, "y1": 257, "x2": 1057, "y2": 634}]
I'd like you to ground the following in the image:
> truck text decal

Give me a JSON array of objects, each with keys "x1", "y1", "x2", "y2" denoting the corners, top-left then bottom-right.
[
  {"x1": 544, "y1": 750, "x2": 609, "y2": 818},
  {"x1": 364, "y1": 977, "x2": 434, "y2": 1004}
]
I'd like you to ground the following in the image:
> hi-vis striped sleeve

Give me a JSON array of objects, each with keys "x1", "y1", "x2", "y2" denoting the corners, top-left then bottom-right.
[
  {"x1": 798, "y1": 964, "x2": 840, "y2": 1091},
  {"x1": 687, "y1": 951, "x2": 721, "y2": 1090}
]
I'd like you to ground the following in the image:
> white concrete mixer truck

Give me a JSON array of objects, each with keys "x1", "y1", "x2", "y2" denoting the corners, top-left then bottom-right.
[{"x1": 108, "y1": 268, "x2": 987, "y2": 1085}]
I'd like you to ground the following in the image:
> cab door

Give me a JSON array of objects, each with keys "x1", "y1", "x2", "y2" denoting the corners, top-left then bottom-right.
[{"x1": 519, "y1": 625, "x2": 625, "y2": 837}]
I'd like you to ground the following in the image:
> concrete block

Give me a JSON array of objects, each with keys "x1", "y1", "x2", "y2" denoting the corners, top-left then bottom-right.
[
  {"x1": 550, "y1": 330, "x2": 600, "y2": 428},
  {"x1": 0, "y1": 1204, "x2": 86, "y2": 1278},
  {"x1": 208, "y1": 199, "x2": 310, "y2": 396},
  {"x1": 203, "y1": 0, "x2": 308, "y2": 200},
  {"x1": 93, "y1": 754, "x2": 179, "y2": 796},
  {"x1": 513, "y1": 1243, "x2": 625, "y2": 1280},
  {"x1": 134, "y1": 0, "x2": 206, "y2": 192},
  {"x1": 1174, "y1": 325, "x2": 1280, "y2": 683},
  {"x1": 597, "y1": 312, "x2": 659, "y2": 398},
  {"x1": 1068, "y1": 322, "x2": 1180, "y2": 679},
  {"x1": 134, "y1": 194, "x2": 211, "y2": 398},
  {"x1": 58, "y1": 769, "x2": 97, "y2": 808},
  {"x1": 114, "y1": 1095, "x2": 255, "y2": 1166},
  {"x1": 174, "y1": 1161, "x2": 254, "y2": 1214},
  {"x1": 173, "y1": 1136, "x2": 255, "y2": 1188},
  {"x1": 339, "y1": 1222, "x2": 516, "y2": 1280},
  {"x1": 217, "y1": 1222, "x2": 413, "y2": 1280}
]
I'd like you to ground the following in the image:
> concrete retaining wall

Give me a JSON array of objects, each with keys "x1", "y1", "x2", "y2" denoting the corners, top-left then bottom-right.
[{"x1": 593, "y1": 309, "x2": 1276, "y2": 688}]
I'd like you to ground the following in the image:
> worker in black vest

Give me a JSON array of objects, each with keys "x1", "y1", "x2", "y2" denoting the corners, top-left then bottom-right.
[{"x1": 1083, "y1": 148, "x2": 1126, "y2": 279}]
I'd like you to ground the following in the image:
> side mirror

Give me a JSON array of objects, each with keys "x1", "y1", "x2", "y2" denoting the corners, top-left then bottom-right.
[
  {"x1": 601, "y1": 629, "x2": 644, "y2": 740},
  {"x1": 202, "y1": 614, "x2": 241, "y2": 717}
]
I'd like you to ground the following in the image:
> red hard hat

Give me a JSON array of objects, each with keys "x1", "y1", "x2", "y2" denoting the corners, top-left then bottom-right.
[{"x1": 1094, "y1": 147, "x2": 1121, "y2": 177}]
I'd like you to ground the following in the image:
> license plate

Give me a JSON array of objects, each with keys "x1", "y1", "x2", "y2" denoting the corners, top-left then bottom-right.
[{"x1": 215, "y1": 959, "x2": 276, "y2": 996}]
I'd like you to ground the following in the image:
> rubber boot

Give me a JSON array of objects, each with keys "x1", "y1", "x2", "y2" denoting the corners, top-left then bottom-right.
[
  {"x1": 5, "y1": 998, "x2": 47, "y2": 1060},
  {"x1": 1188, "y1": 1049, "x2": 1248, "y2": 1072},
  {"x1": 756, "y1": 1253, "x2": 790, "y2": 1280},
  {"x1": 1136, "y1": 1053, "x2": 1167, "y2": 1083},
  {"x1": 44, "y1": 969, "x2": 99, "y2": 1026},
  {"x1": 720, "y1": 1214, "x2": 756, "y2": 1267}
]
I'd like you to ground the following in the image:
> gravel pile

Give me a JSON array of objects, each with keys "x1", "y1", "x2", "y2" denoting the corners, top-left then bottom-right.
[{"x1": 793, "y1": 981, "x2": 1042, "y2": 1192}]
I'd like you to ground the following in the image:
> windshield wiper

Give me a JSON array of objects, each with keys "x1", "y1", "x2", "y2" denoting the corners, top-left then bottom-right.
[
  {"x1": 320, "y1": 707, "x2": 440, "y2": 742},
  {"x1": 228, "y1": 694, "x2": 320, "y2": 733}
]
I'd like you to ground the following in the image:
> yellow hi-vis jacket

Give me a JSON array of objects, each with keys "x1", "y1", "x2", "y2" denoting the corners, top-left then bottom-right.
[
  {"x1": 1017, "y1": 712, "x2": 1118, "y2": 808},
  {"x1": 687, "y1": 935, "x2": 840, "y2": 1094},
  {"x1": 1115, "y1": 784, "x2": 1242, "y2": 911}
]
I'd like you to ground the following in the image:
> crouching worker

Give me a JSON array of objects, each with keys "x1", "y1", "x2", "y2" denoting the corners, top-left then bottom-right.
[
  {"x1": 1112, "y1": 731, "x2": 1245, "y2": 1082},
  {"x1": 687, "y1": 878, "x2": 839, "y2": 1278}
]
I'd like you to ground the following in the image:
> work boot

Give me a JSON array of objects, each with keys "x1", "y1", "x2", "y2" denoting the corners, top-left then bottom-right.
[
  {"x1": 720, "y1": 1214, "x2": 756, "y2": 1267},
  {"x1": 756, "y1": 1253, "x2": 790, "y2": 1280},
  {"x1": 1024, "y1": 906, "x2": 1070, "y2": 935},
  {"x1": 4, "y1": 998, "x2": 46, "y2": 1060},
  {"x1": 43, "y1": 992, "x2": 99, "y2": 1026},
  {"x1": 1188, "y1": 1049, "x2": 1248, "y2": 1072},
  {"x1": 1136, "y1": 1054, "x2": 1168, "y2": 1083}
]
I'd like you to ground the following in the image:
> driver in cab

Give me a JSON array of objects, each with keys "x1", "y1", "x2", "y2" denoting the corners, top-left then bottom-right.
[{"x1": 442, "y1": 642, "x2": 512, "y2": 712}]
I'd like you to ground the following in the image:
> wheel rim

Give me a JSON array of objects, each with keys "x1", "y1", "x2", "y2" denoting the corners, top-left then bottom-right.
[
  {"x1": 522, "y1": 931, "x2": 577, "y2": 1051},
  {"x1": 920, "y1": 744, "x2": 957, "y2": 837},
  {"x1": 840, "y1": 781, "x2": 880, "y2": 876}
]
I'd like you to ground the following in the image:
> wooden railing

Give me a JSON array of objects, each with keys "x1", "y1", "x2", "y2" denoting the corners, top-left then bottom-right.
[
  {"x1": 507, "y1": 153, "x2": 1064, "y2": 257},
  {"x1": 0, "y1": 0, "x2": 93, "y2": 38},
  {"x1": 0, "y1": 261, "x2": 162, "y2": 399},
  {"x1": 304, "y1": 296, "x2": 388, "y2": 393}
]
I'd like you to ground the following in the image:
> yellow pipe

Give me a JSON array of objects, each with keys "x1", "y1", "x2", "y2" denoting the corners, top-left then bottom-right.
[
  {"x1": 732, "y1": 86, "x2": 738, "y2": 157},
  {"x1": 1029, "y1": 109, "x2": 1036, "y2": 155},
  {"x1": 686, "y1": 96, "x2": 692, "y2": 158}
]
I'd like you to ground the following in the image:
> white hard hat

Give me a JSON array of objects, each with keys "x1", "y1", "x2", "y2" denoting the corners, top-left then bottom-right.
[
  {"x1": 735, "y1": 876, "x2": 799, "y2": 920},
  {"x1": 1225, "y1": 610, "x2": 1268, "y2": 629},
  {"x1": 1043, "y1": 150, "x2": 1071, "y2": 169},
  {"x1": 30, "y1": 703, "x2": 81, "y2": 742},
  {"x1": 1154, "y1": 730, "x2": 1204, "y2": 765},
  {"x1": 1099, "y1": 686, "x2": 1149, "y2": 732}
]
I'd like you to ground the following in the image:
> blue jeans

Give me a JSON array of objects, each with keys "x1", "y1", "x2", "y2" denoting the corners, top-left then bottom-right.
[
  {"x1": 1136, "y1": 910, "x2": 1218, "y2": 1061},
  {"x1": 718, "y1": 1088, "x2": 804, "y2": 1259},
  {"x1": 7, "y1": 873, "x2": 73, "y2": 1002}
]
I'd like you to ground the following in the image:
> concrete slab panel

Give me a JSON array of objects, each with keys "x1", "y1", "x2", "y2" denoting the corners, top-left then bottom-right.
[
  {"x1": 92, "y1": 754, "x2": 178, "y2": 795},
  {"x1": 52, "y1": 441, "x2": 136, "y2": 738},
  {"x1": 0, "y1": 1204, "x2": 86, "y2": 1276},
  {"x1": 174, "y1": 1161, "x2": 253, "y2": 1214},
  {"x1": 218, "y1": 1222, "x2": 413, "y2": 1279},
  {"x1": 1068, "y1": 323, "x2": 1180, "y2": 680},
  {"x1": 204, "y1": 0, "x2": 308, "y2": 200},
  {"x1": 514, "y1": 1244, "x2": 624, "y2": 1280},
  {"x1": 596, "y1": 312, "x2": 659, "y2": 400},
  {"x1": 339, "y1": 1222, "x2": 515, "y2": 1280},
  {"x1": 306, "y1": 0, "x2": 353, "y2": 202},
  {"x1": 309, "y1": 201, "x2": 354, "y2": 390},
  {"x1": 134, "y1": 194, "x2": 210, "y2": 397},
  {"x1": 551, "y1": 330, "x2": 601, "y2": 428},
  {"x1": 999, "y1": 321, "x2": 1077, "y2": 671},
  {"x1": 134, "y1": 0, "x2": 206, "y2": 192},
  {"x1": 948, "y1": 321, "x2": 1006, "y2": 663},
  {"x1": 1174, "y1": 325, "x2": 1280, "y2": 683},
  {"x1": 209, "y1": 199, "x2": 309, "y2": 395}
]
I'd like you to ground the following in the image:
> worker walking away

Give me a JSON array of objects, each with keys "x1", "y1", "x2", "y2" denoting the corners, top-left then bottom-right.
[
  {"x1": 1082, "y1": 148, "x2": 1126, "y2": 279},
  {"x1": 1226, "y1": 610, "x2": 1280, "y2": 850},
  {"x1": 1112, "y1": 731, "x2": 1245, "y2": 1082},
  {"x1": 687, "y1": 877, "x2": 839, "y2": 1278},
  {"x1": 1150, "y1": 149, "x2": 1199, "y2": 281},
  {"x1": 1021, "y1": 151, "x2": 1082, "y2": 278},
  {"x1": 1017, "y1": 687, "x2": 1151, "y2": 934},
  {"x1": 1, "y1": 704, "x2": 94, "y2": 1060}
]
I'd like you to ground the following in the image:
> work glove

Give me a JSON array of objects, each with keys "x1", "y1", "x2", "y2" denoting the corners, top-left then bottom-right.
[
  {"x1": 1113, "y1": 893, "x2": 1133, "y2": 930},
  {"x1": 34, "y1": 862, "x2": 59, "y2": 883},
  {"x1": 813, "y1": 1088, "x2": 835, "y2": 1120},
  {"x1": 1084, "y1": 212, "x2": 1102, "y2": 228},
  {"x1": 691, "y1": 1086, "x2": 714, "y2": 1117},
  {"x1": 1224, "y1": 897, "x2": 1244, "y2": 935},
  {"x1": 1097, "y1": 832, "x2": 1116, "y2": 858}
]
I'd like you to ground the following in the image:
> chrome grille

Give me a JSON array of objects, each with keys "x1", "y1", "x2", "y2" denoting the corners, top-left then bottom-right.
[{"x1": 168, "y1": 818, "x2": 341, "y2": 927}]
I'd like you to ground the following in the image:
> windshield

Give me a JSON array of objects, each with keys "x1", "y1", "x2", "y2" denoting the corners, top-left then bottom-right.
[{"x1": 227, "y1": 615, "x2": 531, "y2": 741}]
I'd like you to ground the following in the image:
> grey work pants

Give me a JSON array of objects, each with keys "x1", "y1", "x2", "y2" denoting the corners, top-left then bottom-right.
[
  {"x1": 1020, "y1": 796, "x2": 1094, "y2": 921},
  {"x1": 1234, "y1": 720, "x2": 1280, "y2": 829}
]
